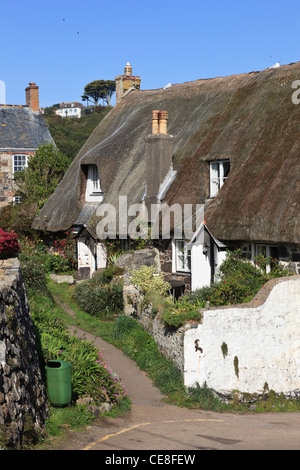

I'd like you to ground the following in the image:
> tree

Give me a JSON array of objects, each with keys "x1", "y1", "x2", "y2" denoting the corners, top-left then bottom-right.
[
  {"x1": 14, "y1": 143, "x2": 71, "y2": 207},
  {"x1": 82, "y1": 80, "x2": 116, "y2": 106}
]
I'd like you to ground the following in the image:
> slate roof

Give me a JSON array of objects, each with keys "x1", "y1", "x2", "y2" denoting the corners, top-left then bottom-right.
[
  {"x1": 0, "y1": 106, "x2": 54, "y2": 149},
  {"x1": 32, "y1": 62, "x2": 300, "y2": 245}
]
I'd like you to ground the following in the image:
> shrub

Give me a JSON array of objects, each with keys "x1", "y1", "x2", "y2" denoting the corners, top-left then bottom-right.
[
  {"x1": 129, "y1": 265, "x2": 170, "y2": 295},
  {"x1": 0, "y1": 228, "x2": 20, "y2": 258},
  {"x1": 19, "y1": 253, "x2": 47, "y2": 291},
  {"x1": 52, "y1": 231, "x2": 77, "y2": 272},
  {"x1": 73, "y1": 266, "x2": 124, "y2": 319},
  {"x1": 89, "y1": 265, "x2": 125, "y2": 285},
  {"x1": 182, "y1": 249, "x2": 292, "y2": 307}
]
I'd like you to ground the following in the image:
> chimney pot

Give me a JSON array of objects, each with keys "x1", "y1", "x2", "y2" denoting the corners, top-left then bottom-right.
[
  {"x1": 151, "y1": 110, "x2": 160, "y2": 134},
  {"x1": 158, "y1": 110, "x2": 168, "y2": 134},
  {"x1": 124, "y1": 62, "x2": 132, "y2": 76}
]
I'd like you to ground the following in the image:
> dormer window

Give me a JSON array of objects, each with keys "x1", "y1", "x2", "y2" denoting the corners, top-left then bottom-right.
[
  {"x1": 209, "y1": 160, "x2": 230, "y2": 197},
  {"x1": 85, "y1": 165, "x2": 103, "y2": 202}
]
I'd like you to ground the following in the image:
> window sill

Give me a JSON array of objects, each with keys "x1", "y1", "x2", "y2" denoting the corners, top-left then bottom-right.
[{"x1": 173, "y1": 270, "x2": 191, "y2": 275}]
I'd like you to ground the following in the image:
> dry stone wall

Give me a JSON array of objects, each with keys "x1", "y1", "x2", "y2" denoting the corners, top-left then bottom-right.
[
  {"x1": 123, "y1": 284, "x2": 188, "y2": 372},
  {"x1": 0, "y1": 257, "x2": 48, "y2": 449}
]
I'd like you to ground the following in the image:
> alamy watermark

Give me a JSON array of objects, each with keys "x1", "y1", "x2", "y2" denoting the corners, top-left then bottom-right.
[
  {"x1": 291, "y1": 80, "x2": 300, "y2": 104},
  {"x1": 96, "y1": 196, "x2": 205, "y2": 244}
]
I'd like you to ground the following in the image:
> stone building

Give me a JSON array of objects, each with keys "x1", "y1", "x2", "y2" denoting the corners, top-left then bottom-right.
[{"x1": 0, "y1": 83, "x2": 54, "y2": 207}]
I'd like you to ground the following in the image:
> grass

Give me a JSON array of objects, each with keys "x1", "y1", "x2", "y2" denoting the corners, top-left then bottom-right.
[
  {"x1": 45, "y1": 406, "x2": 95, "y2": 437},
  {"x1": 48, "y1": 278, "x2": 115, "y2": 341}
]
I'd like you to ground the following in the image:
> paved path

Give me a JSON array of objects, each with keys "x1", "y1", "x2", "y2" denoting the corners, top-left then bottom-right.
[{"x1": 47, "y1": 297, "x2": 300, "y2": 451}]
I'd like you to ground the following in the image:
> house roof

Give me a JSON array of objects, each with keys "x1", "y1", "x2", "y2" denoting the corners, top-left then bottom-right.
[
  {"x1": 0, "y1": 106, "x2": 54, "y2": 149},
  {"x1": 32, "y1": 62, "x2": 300, "y2": 244},
  {"x1": 59, "y1": 102, "x2": 84, "y2": 109}
]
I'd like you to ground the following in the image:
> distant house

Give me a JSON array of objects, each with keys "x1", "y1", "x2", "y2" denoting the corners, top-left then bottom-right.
[
  {"x1": 0, "y1": 83, "x2": 54, "y2": 208},
  {"x1": 55, "y1": 102, "x2": 84, "y2": 118},
  {"x1": 32, "y1": 62, "x2": 300, "y2": 292}
]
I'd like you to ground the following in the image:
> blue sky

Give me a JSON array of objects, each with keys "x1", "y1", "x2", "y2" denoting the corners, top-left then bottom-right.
[{"x1": 1, "y1": 0, "x2": 299, "y2": 108}]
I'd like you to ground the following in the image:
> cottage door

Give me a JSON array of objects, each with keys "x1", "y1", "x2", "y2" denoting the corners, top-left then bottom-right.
[{"x1": 77, "y1": 237, "x2": 94, "y2": 272}]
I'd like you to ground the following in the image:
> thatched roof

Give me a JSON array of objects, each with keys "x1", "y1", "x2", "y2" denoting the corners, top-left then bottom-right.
[{"x1": 32, "y1": 62, "x2": 300, "y2": 244}]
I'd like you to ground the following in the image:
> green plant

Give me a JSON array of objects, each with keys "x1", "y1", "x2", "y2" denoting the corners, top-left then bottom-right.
[
  {"x1": 186, "y1": 383, "x2": 227, "y2": 412},
  {"x1": 14, "y1": 144, "x2": 71, "y2": 206},
  {"x1": 45, "y1": 406, "x2": 95, "y2": 437},
  {"x1": 162, "y1": 305, "x2": 202, "y2": 328},
  {"x1": 183, "y1": 249, "x2": 293, "y2": 308},
  {"x1": 129, "y1": 265, "x2": 170, "y2": 295},
  {"x1": 19, "y1": 254, "x2": 47, "y2": 290},
  {"x1": 52, "y1": 230, "x2": 77, "y2": 272},
  {"x1": 73, "y1": 280, "x2": 124, "y2": 319}
]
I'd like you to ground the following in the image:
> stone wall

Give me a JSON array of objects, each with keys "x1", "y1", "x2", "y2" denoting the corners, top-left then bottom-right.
[
  {"x1": 123, "y1": 284, "x2": 188, "y2": 371},
  {"x1": 0, "y1": 151, "x2": 34, "y2": 207},
  {"x1": 0, "y1": 257, "x2": 48, "y2": 449}
]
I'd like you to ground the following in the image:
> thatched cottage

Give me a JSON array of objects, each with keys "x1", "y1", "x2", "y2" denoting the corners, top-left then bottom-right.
[{"x1": 32, "y1": 62, "x2": 300, "y2": 293}]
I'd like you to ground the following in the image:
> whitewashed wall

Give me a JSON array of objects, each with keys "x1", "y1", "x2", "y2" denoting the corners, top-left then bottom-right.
[
  {"x1": 184, "y1": 276, "x2": 300, "y2": 395},
  {"x1": 191, "y1": 240, "x2": 227, "y2": 290}
]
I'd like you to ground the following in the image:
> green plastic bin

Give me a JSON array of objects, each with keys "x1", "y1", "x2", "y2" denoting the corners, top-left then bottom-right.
[{"x1": 46, "y1": 360, "x2": 72, "y2": 406}]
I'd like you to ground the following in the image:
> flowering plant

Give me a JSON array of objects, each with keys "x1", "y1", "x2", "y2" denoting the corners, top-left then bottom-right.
[
  {"x1": 52, "y1": 230, "x2": 77, "y2": 271},
  {"x1": 0, "y1": 228, "x2": 20, "y2": 258}
]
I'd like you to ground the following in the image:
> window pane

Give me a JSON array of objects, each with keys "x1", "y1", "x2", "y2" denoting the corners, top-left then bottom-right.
[
  {"x1": 210, "y1": 160, "x2": 230, "y2": 196},
  {"x1": 13, "y1": 155, "x2": 27, "y2": 173},
  {"x1": 92, "y1": 166, "x2": 100, "y2": 191},
  {"x1": 210, "y1": 162, "x2": 220, "y2": 196},
  {"x1": 223, "y1": 161, "x2": 230, "y2": 178},
  {"x1": 175, "y1": 240, "x2": 191, "y2": 272},
  {"x1": 176, "y1": 240, "x2": 185, "y2": 271}
]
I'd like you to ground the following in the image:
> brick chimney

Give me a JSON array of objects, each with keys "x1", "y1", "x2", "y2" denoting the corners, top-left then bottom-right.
[
  {"x1": 145, "y1": 110, "x2": 174, "y2": 210},
  {"x1": 25, "y1": 82, "x2": 39, "y2": 112}
]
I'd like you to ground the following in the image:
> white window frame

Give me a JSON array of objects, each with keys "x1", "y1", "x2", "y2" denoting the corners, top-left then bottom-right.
[
  {"x1": 13, "y1": 154, "x2": 28, "y2": 177},
  {"x1": 209, "y1": 160, "x2": 230, "y2": 197},
  {"x1": 85, "y1": 165, "x2": 103, "y2": 202},
  {"x1": 174, "y1": 239, "x2": 191, "y2": 273},
  {"x1": 255, "y1": 244, "x2": 279, "y2": 273},
  {"x1": 13, "y1": 195, "x2": 22, "y2": 205}
]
